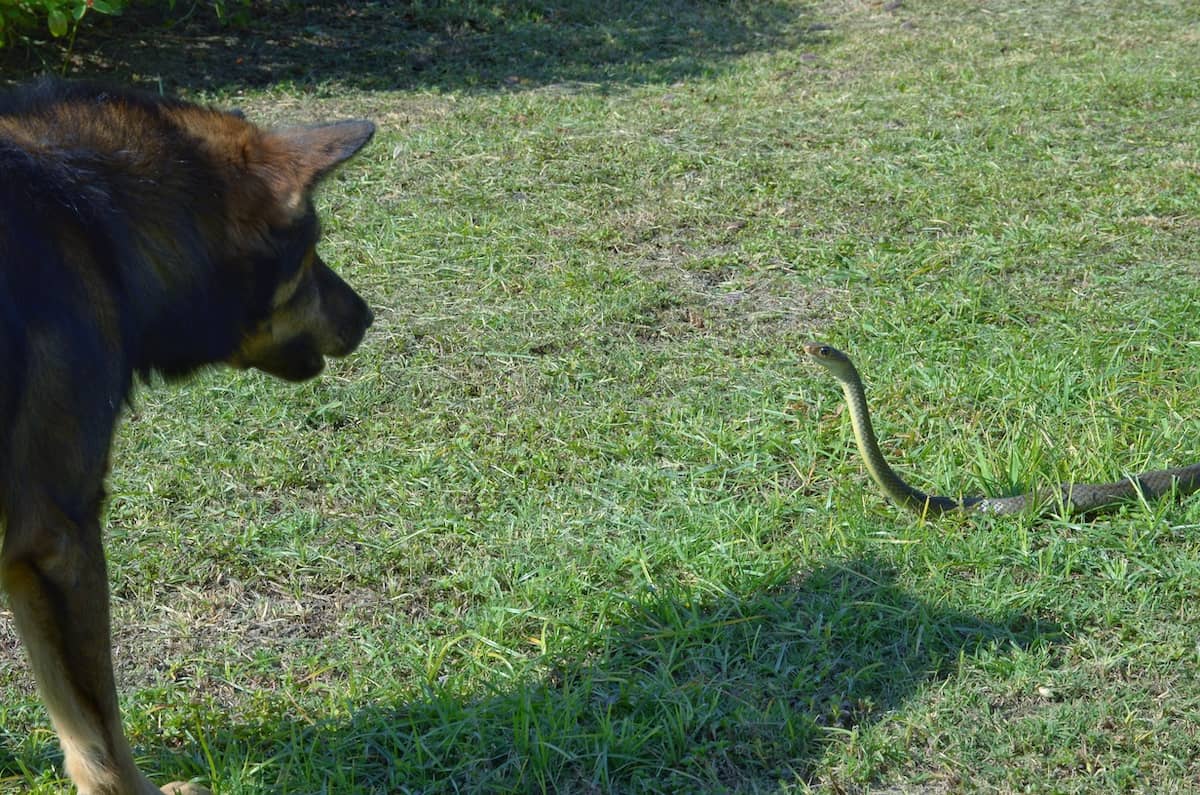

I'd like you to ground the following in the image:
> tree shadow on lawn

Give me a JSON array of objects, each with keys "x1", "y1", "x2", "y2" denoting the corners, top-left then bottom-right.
[
  {"x1": 191, "y1": 556, "x2": 1054, "y2": 793},
  {"x1": 0, "y1": 0, "x2": 829, "y2": 93}
]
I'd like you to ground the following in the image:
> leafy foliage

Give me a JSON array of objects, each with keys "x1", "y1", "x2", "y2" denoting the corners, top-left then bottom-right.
[
  {"x1": 0, "y1": 0, "x2": 126, "y2": 45},
  {"x1": 0, "y1": 1, "x2": 246, "y2": 47}
]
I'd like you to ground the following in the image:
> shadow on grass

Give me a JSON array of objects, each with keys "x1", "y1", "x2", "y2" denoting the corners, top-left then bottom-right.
[
  {"x1": 0, "y1": 0, "x2": 827, "y2": 93},
  {"x1": 187, "y1": 556, "x2": 1053, "y2": 793}
]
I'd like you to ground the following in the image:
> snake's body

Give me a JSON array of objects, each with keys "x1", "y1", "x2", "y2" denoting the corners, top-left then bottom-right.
[{"x1": 804, "y1": 342, "x2": 1200, "y2": 517}]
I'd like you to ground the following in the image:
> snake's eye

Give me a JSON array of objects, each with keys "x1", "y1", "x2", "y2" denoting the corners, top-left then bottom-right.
[{"x1": 819, "y1": 346, "x2": 831, "y2": 357}]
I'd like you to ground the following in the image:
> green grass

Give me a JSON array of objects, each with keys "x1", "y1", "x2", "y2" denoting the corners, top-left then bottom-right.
[{"x1": 5, "y1": 0, "x2": 1200, "y2": 792}]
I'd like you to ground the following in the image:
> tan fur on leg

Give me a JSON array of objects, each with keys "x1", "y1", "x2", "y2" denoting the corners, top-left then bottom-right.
[{"x1": 1, "y1": 510, "x2": 161, "y2": 795}]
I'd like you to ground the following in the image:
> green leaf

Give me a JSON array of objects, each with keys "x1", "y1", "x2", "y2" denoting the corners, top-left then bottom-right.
[
  {"x1": 91, "y1": 0, "x2": 126, "y2": 15},
  {"x1": 47, "y1": 7, "x2": 68, "y2": 37}
]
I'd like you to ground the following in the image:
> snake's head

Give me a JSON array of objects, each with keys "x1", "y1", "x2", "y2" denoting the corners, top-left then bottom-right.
[
  {"x1": 803, "y1": 342, "x2": 838, "y2": 360},
  {"x1": 803, "y1": 342, "x2": 857, "y2": 381}
]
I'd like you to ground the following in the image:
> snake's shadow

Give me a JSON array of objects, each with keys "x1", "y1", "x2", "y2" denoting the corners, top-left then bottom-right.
[{"x1": 148, "y1": 555, "x2": 1054, "y2": 791}]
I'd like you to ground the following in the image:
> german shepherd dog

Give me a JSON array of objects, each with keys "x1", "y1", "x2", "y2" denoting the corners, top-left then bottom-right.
[{"x1": 0, "y1": 80, "x2": 375, "y2": 794}]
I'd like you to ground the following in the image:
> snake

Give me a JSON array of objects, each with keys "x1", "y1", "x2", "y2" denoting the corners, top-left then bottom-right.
[{"x1": 803, "y1": 342, "x2": 1200, "y2": 517}]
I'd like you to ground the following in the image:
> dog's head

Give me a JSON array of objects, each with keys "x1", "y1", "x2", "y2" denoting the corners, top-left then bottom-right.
[{"x1": 224, "y1": 120, "x2": 377, "y2": 382}]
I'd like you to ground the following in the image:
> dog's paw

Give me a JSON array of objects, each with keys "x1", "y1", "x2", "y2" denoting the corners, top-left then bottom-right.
[{"x1": 161, "y1": 782, "x2": 212, "y2": 795}]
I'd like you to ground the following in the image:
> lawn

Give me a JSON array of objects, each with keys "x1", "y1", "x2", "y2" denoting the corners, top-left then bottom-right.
[{"x1": 3, "y1": 0, "x2": 1200, "y2": 792}]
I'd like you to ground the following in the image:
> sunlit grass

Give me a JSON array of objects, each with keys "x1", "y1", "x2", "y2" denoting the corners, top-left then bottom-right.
[{"x1": 3, "y1": 0, "x2": 1200, "y2": 792}]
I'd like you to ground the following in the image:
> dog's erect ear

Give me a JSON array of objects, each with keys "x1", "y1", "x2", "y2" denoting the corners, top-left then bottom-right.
[
  {"x1": 274, "y1": 120, "x2": 376, "y2": 187},
  {"x1": 252, "y1": 120, "x2": 375, "y2": 214}
]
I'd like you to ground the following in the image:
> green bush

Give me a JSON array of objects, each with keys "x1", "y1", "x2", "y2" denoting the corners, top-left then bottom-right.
[
  {"x1": 0, "y1": 0, "x2": 126, "y2": 44},
  {"x1": 0, "y1": 1, "x2": 246, "y2": 48}
]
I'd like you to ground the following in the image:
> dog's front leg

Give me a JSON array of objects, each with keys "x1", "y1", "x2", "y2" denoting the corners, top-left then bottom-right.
[{"x1": 0, "y1": 499, "x2": 204, "y2": 795}]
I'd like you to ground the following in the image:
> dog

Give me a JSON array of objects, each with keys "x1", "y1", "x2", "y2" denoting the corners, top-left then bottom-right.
[{"x1": 0, "y1": 79, "x2": 375, "y2": 795}]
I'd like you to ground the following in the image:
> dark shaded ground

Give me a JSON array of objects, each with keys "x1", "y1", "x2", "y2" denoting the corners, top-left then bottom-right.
[
  {"x1": 181, "y1": 558, "x2": 1056, "y2": 792},
  {"x1": 0, "y1": 0, "x2": 827, "y2": 93},
  {"x1": 0, "y1": 557, "x2": 1056, "y2": 792}
]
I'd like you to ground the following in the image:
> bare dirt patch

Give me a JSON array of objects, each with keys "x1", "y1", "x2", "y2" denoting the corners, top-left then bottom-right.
[{"x1": 109, "y1": 578, "x2": 400, "y2": 696}]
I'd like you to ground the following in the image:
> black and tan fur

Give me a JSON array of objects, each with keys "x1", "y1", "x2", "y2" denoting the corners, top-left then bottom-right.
[{"x1": 0, "y1": 79, "x2": 375, "y2": 795}]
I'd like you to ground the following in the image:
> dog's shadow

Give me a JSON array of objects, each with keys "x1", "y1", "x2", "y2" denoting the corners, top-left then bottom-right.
[
  {"x1": 0, "y1": 0, "x2": 829, "y2": 94},
  {"x1": 162, "y1": 555, "x2": 1053, "y2": 793}
]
